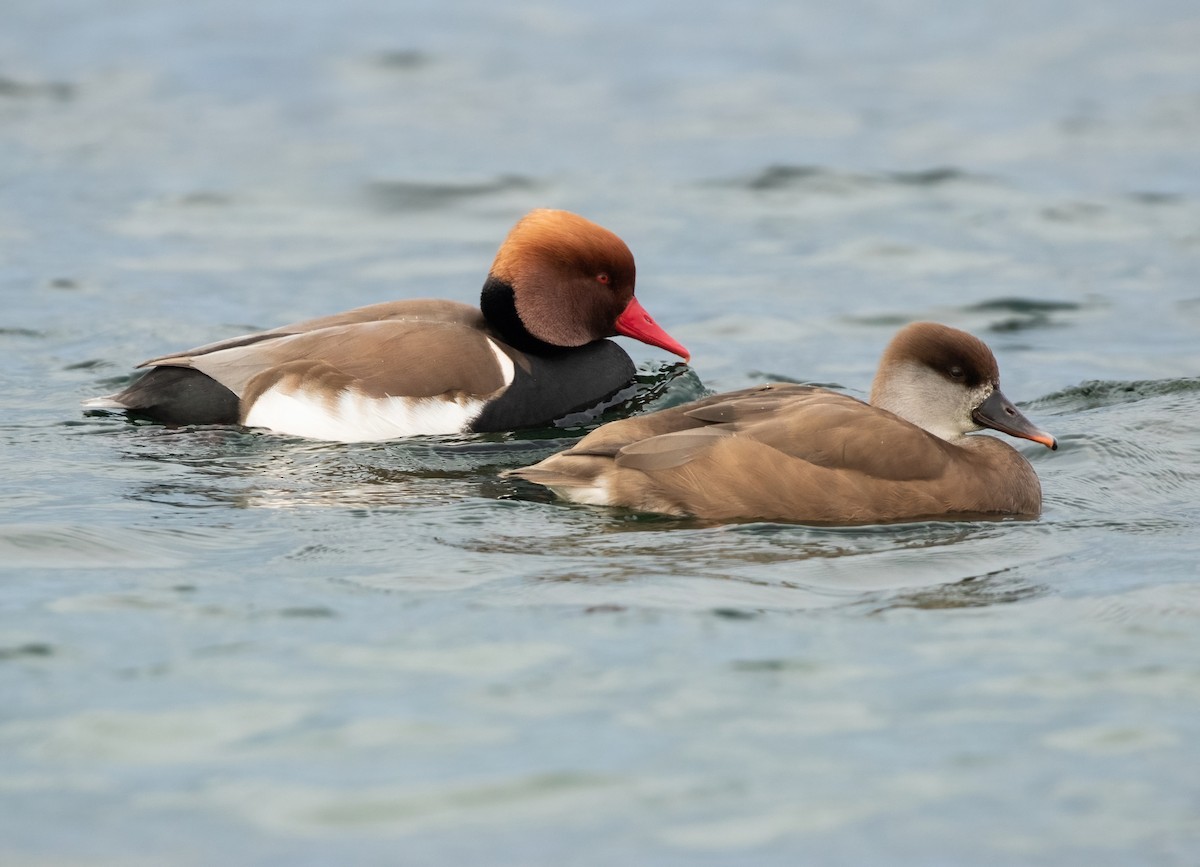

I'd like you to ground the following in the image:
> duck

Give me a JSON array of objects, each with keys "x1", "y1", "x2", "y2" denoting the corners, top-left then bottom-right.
[
  {"x1": 83, "y1": 209, "x2": 689, "y2": 442},
  {"x1": 504, "y1": 322, "x2": 1058, "y2": 524}
]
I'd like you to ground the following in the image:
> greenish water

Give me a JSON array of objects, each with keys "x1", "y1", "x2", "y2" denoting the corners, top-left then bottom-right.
[{"x1": 2, "y1": 1, "x2": 1200, "y2": 864}]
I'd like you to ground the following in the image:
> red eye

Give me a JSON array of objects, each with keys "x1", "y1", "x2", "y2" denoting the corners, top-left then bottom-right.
[{"x1": 596, "y1": 273, "x2": 610, "y2": 285}]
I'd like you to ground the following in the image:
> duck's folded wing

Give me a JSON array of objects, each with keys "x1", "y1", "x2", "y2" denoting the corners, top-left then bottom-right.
[
  {"x1": 736, "y1": 393, "x2": 953, "y2": 482},
  {"x1": 614, "y1": 427, "x2": 737, "y2": 471},
  {"x1": 140, "y1": 300, "x2": 484, "y2": 367},
  {"x1": 681, "y1": 383, "x2": 818, "y2": 424},
  {"x1": 160, "y1": 319, "x2": 512, "y2": 400},
  {"x1": 504, "y1": 385, "x2": 802, "y2": 499},
  {"x1": 509, "y1": 384, "x2": 815, "y2": 480},
  {"x1": 525, "y1": 383, "x2": 952, "y2": 488}
]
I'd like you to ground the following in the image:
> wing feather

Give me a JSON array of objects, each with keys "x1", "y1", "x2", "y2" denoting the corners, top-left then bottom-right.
[{"x1": 172, "y1": 320, "x2": 509, "y2": 400}]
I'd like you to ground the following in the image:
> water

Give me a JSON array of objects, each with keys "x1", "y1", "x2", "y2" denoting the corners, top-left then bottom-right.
[{"x1": 3, "y1": 1, "x2": 1200, "y2": 864}]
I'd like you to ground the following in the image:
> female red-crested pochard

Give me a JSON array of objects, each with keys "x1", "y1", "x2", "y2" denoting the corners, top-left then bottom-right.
[
  {"x1": 505, "y1": 322, "x2": 1058, "y2": 524},
  {"x1": 83, "y1": 209, "x2": 689, "y2": 441}
]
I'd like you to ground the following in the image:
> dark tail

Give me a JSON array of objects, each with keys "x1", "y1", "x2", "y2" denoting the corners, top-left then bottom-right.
[{"x1": 83, "y1": 367, "x2": 240, "y2": 425}]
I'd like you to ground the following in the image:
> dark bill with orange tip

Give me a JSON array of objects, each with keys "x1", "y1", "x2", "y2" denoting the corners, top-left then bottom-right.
[
  {"x1": 614, "y1": 297, "x2": 690, "y2": 362},
  {"x1": 973, "y1": 389, "x2": 1058, "y2": 450}
]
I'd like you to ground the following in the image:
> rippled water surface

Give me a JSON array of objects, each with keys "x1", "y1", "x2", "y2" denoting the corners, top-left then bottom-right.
[{"x1": 3, "y1": 1, "x2": 1200, "y2": 864}]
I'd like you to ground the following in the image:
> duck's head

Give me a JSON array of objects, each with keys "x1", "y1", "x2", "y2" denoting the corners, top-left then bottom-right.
[
  {"x1": 869, "y1": 321, "x2": 1057, "y2": 449},
  {"x1": 481, "y1": 209, "x2": 689, "y2": 360}
]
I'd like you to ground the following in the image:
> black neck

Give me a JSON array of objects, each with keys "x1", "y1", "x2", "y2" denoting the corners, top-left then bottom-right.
[{"x1": 479, "y1": 276, "x2": 563, "y2": 355}]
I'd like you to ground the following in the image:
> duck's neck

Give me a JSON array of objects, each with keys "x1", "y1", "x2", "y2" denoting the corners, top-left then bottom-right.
[{"x1": 480, "y1": 276, "x2": 563, "y2": 355}]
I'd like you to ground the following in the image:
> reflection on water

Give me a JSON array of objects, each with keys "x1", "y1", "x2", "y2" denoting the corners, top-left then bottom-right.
[{"x1": 94, "y1": 363, "x2": 705, "y2": 511}]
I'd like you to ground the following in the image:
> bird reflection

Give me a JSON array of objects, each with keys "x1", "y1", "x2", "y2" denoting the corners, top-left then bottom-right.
[{"x1": 99, "y1": 363, "x2": 699, "y2": 511}]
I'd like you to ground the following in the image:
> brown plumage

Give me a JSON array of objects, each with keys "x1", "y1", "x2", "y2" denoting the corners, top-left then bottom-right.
[
  {"x1": 144, "y1": 300, "x2": 501, "y2": 401},
  {"x1": 83, "y1": 210, "x2": 689, "y2": 441},
  {"x1": 505, "y1": 322, "x2": 1058, "y2": 524}
]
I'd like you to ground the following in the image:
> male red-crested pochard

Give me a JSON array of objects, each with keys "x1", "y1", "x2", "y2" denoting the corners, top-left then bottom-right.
[
  {"x1": 83, "y1": 209, "x2": 689, "y2": 441},
  {"x1": 505, "y1": 322, "x2": 1058, "y2": 524}
]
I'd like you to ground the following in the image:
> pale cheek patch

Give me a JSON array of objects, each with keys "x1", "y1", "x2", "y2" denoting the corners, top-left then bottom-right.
[{"x1": 243, "y1": 387, "x2": 486, "y2": 442}]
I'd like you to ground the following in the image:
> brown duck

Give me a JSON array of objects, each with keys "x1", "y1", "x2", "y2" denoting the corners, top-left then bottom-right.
[
  {"x1": 83, "y1": 209, "x2": 689, "y2": 442},
  {"x1": 505, "y1": 322, "x2": 1058, "y2": 524}
]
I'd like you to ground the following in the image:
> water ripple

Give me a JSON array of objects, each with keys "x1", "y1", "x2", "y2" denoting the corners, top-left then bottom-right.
[
  {"x1": 0, "y1": 523, "x2": 235, "y2": 569},
  {"x1": 1032, "y1": 376, "x2": 1200, "y2": 411},
  {"x1": 735, "y1": 164, "x2": 993, "y2": 193},
  {"x1": 364, "y1": 175, "x2": 538, "y2": 211}
]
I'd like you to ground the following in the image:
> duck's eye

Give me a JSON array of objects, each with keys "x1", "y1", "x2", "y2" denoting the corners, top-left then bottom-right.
[
  {"x1": 949, "y1": 365, "x2": 965, "y2": 380},
  {"x1": 596, "y1": 272, "x2": 611, "y2": 285}
]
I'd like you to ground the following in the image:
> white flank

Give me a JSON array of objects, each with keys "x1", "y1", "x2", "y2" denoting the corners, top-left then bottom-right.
[
  {"x1": 244, "y1": 388, "x2": 487, "y2": 442},
  {"x1": 237, "y1": 337, "x2": 513, "y2": 442}
]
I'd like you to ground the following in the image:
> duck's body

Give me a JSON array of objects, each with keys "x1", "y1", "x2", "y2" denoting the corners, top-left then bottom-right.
[
  {"x1": 84, "y1": 210, "x2": 689, "y2": 442},
  {"x1": 90, "y1": 299, "x2": 639, "y2": 440},
  {"x1": 506, "y1": 323, "x2": 1057, "y2": 524}
]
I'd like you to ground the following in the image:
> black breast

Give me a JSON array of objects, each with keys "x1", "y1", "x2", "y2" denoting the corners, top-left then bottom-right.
[{"x1": 470, "y1": 340, "x2": 636, "y2": 433}]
